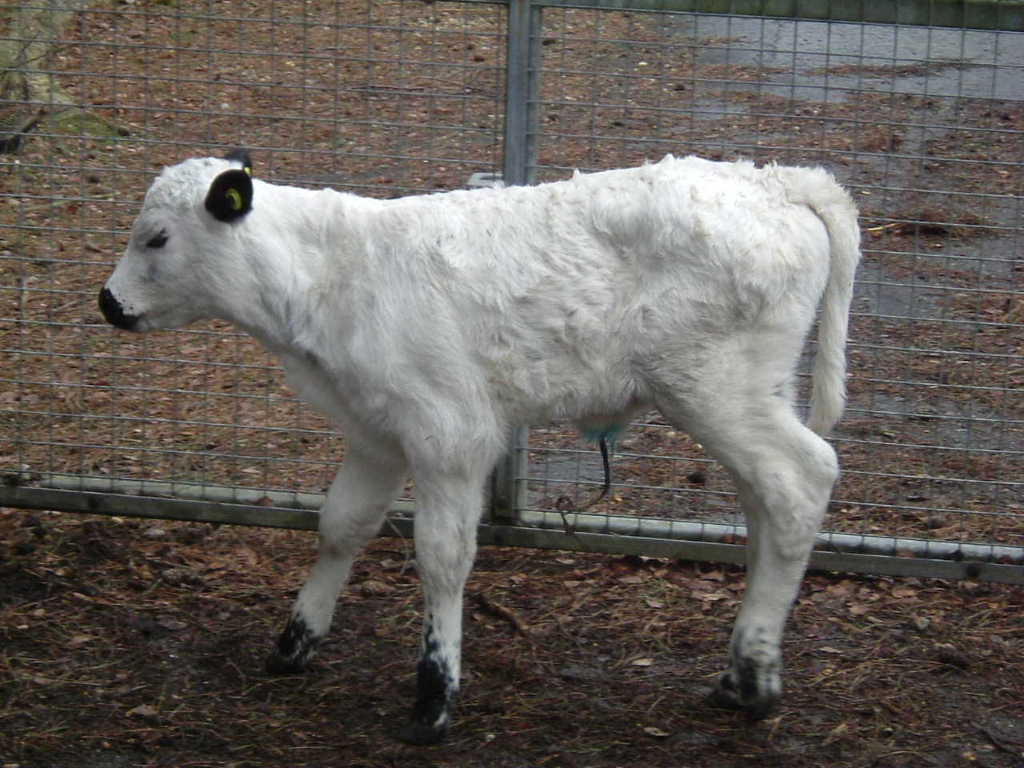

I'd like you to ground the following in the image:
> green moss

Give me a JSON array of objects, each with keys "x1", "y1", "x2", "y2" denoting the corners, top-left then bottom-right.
[{"x1": 48, "y1": 108, "x2": 127, "y2": 140}]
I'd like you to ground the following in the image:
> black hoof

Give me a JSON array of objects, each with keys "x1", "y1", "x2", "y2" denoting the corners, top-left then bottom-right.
[
  {"x1": 396, "y1": 719, "x2": 448, "y2": 746},
  {"x1": 265, "y1": 616, "x2": 318, "y2": 675},
  {"x1": 705, "y1": 674, "x2": 777, "y2": 720},
  {"x1": 264, "y1": 650, "x2": 309, "y2": 675}
]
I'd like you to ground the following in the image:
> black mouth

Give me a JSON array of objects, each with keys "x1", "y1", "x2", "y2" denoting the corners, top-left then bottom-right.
[{"x1": 98, "y1": 287, "x2": 140, "y2": 331}]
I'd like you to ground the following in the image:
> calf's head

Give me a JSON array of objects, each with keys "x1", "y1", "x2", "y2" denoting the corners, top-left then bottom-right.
[{"x1": 99, "y1": 151, "x2": 254, "y2": 332}]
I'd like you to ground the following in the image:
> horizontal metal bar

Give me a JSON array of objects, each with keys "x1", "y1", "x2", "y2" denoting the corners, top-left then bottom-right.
[
  {"x1": 2, "y1": 476, "x2": 1019, "y2": 584},
  {"x1": 525, "y1": 0, "x2": 1024, "y2": 32},
  {"x1": 481, "y1": 525, "x2": 1024, "y2": 584},
  {"x1": 2, "y1": 410, "x2": 329, "y2": 438},
  {"x1": 0, "y1": 484, "x2": 324, "y2": 532},
  {"x1": 8, "y1": 445, "x2": 337, "y2": 477},
  {"x1": 845, "y1": 344, "x2": 1024, "y2": 362},
  {"x1": 515, "y1": 510, "x2": 1024, "y2": 565},
  {"x1": 38, "y1": 0, "x2": 1018, "y2": 31}
]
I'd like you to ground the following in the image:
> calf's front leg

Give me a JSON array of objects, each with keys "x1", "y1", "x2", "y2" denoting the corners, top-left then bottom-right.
[
  {"x1": 397, "y1": 470, "x2": 486, "y2": 746},
  {"x1": 266, "y1": 446, "x2": 407, "y2": 673}
]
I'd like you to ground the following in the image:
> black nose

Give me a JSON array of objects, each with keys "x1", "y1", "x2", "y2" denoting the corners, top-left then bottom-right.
[{"x1": 98, "y1": 287, "x2": 138, "y2": 330}]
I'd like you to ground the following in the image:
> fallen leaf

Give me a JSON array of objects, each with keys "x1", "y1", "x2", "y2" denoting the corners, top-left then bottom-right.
[
  {"x1": 824, "y1": 722, "x2": 849, "y2": 745},
  {"x1": 127, "y1": 704, "x2": 159, "y2": 720},
  {"x1": 697, "y1": 591, "x2": 729, "y2": 603},
  {"x1": 643, "y1": 726, "x2": 670, "y2": 738},
  {"x1": 359, "y1": 579, "x2": 395, "y2": 596},
  {"x1": 827, "y1": 581, "x2": 855, "y2": 597},
  {"x1": 239, "y1": 547, "x2": 259, "y2": 568}
]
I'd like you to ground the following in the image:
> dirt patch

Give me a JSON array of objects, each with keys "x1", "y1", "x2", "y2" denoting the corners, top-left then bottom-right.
[{"x1": 1, "y1": 510, "x2": 1022, "y2": 768}]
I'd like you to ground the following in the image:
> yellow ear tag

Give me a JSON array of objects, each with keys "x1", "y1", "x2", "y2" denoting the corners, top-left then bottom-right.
[
  {"x1": 226, "y1": 188, "x2": 243, "y2": 211},
  {"x1": 243, "y1": 166, "x2": 252, "y2": 177}
]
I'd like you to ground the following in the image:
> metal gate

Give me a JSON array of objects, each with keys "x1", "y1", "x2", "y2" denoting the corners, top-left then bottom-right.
[{"x1": 1, "y1": 0, "x2": 1021, "y2": 583}]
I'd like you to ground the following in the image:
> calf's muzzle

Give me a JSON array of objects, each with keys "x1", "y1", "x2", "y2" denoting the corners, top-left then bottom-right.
[{"x1": 98, "y1": 287, "x2": 139, "y2": 331}]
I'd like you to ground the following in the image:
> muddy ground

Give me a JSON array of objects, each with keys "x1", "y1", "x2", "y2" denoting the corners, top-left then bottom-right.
[{"x1": 1, "y1": 510, "x2": 1022, "y2": 768}]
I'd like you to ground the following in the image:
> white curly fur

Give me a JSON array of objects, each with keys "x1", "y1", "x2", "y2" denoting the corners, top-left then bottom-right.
[{"x1": 101, "y1": 153, "x2": 860, "y2": 741}]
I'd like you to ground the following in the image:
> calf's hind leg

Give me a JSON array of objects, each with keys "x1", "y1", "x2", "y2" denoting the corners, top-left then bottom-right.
[
  {"x1": 661, "y1": 394, "x2": 838, "y2": 717},
  {"x1": 266, "y1": 446, "x2": 407, "y2": 674},
  {"x1": 715, "y1": 412, "x2": 837, "y2": 716}
]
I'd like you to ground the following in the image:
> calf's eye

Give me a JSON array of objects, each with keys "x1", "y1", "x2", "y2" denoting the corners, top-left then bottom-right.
[{"x1": 146, "y1": 232, "x2": 168, "y2": 249}]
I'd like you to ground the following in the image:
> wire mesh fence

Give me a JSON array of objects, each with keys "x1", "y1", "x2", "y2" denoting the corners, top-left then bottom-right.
[
  {"x1": 1, "y1": 0, "x2": 1021, "y2": 580},
  {"x1": 2, "y1": 0, "x2": 508, "y2": 506},
  {"x1": 512, "y1": 4, "x2": 1024, "y2": 579}
]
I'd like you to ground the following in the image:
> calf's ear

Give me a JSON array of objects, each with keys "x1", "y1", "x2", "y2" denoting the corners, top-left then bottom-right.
[
  {"x1": 205, "y1": 169, "x2": 253, "y2": 222},
  {"x1": 225, "y1": 148, "x2": 253, "y2": 176}
]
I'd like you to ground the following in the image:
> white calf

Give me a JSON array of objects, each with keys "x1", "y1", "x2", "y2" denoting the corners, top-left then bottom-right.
[{"x1": 99, "y1": 151, "x2": 860, "y2": 744}]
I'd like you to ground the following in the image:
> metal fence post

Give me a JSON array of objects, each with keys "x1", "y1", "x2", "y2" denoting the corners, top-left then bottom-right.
[
  {"x1": 489, "y1": 0, "x2": 542, "y2": 523},
  {"x1": 502, "y1": 0, "x2": 541, "y2": 188}
]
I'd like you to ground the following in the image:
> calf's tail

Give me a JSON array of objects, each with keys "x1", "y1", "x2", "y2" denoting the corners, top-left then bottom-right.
[{"x1": 785, "y1": 169, "x2": 861, "y2": 436}]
